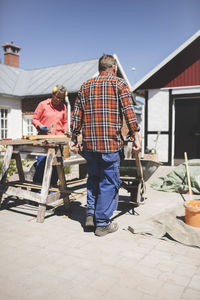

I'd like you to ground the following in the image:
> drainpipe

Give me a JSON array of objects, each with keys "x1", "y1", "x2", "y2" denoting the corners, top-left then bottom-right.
[{"x1": 65, "y1": 94, "x2": 71, "y2": 133}]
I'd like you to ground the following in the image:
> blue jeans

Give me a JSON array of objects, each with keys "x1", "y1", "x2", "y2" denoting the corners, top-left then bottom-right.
[
  {"x1": 33, "y1": 155, "x2": 58, "y2": 185},
  {"x1": 83, "y1": 149, "x2": 121, "y2": 227}
]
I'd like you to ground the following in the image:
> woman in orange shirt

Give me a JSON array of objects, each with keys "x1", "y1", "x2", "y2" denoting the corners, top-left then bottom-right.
[
  {"x1": 32, "y1": 85, "x2": 68, "y2": 135},
  {"x1": 32, "y1": 85, "x2": 68, "y2": 185}
]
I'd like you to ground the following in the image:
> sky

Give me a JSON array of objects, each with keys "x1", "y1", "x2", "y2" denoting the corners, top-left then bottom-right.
[{"x1": 0, "y1": 0, "x2": 200, "y2": 87}]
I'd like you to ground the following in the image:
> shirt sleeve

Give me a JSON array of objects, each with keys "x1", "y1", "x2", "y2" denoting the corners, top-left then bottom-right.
[
  {"x1": 119, "y1": 83, "x2": 140, "y2": 137},
  {"x1": 32, "y1": 102, "x2": 43, "y2": 129},
  {"x1": 71, "y1": 91, "x2": 83, "y2": 137}
]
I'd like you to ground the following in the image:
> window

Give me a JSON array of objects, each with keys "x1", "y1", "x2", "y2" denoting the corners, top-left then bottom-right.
[
  {"x1": 23, "y1": 115, "x2": 37, "y2": 136},
  {"x1": 0, "y1": 109, "x2": 8, "y2": 139}
]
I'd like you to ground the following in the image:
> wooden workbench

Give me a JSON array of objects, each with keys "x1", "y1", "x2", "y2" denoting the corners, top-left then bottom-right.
[{"x1": 0, "y1": 137, "x2": 72, "y2": 223}]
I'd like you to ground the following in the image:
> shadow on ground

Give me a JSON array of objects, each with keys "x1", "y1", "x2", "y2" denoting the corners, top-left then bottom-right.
[{"x1": 0, "y1": 192, "x2": 142, "y2": 231}]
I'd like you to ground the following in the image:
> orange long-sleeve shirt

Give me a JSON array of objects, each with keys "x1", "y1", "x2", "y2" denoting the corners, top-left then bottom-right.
[{"x1": 32, "y1": 98, "x2": 68, "y2": 135}]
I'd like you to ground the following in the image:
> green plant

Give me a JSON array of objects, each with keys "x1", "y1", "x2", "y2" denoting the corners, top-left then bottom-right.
[
  {"x1": 64, "y1": 165, "x2": 71, "y2": 174},
  {"x1": 0, "y1": 158, "x2": 31, "y2": 181}
]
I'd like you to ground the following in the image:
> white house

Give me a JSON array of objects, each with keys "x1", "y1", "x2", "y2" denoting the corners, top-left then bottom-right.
[{"x1": 133, "y1": 30, "x2": 200, "y2": 165}]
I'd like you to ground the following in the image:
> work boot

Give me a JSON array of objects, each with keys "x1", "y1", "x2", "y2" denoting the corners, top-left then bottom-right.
[
  {"x1": 95, "y1": 222, "x2": 118, "y2": 237},
  {"x1": 85, "y1": 214, "x2": 95, "y2": 228}
]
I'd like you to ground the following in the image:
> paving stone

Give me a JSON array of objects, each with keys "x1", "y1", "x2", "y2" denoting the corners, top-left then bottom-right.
[
  {"x1": 156, "y1": 282, "x2": 185, "y2": 299},
  {"x1": 165, "y1": 272, "x2": 192, "y2": 287},
  {"x1": 188, "y1": 274, "x2": 200, "y2": 291},
  {"x1": 181, "y1": 287, "x2": 200, "y2": 300}
]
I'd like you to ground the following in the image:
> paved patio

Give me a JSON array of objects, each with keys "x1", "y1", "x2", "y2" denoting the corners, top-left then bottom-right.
[{"x1": 0, "y1": 166, "x2": 200, "y2": 300}]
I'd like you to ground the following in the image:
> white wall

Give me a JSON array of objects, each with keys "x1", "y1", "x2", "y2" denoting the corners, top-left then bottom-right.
[
  {"x1": 0, "y1": 95, "x2": 22, "y2": 139},
  {"x1": 147, "y1": 89, "x2": 169, "y2": 162},
  {"x1": 148, "y1": 89, "x2": 169, "y2": 131},
  {"x1": 148, "y1": 134, "x2": 168, "y2": 162}
]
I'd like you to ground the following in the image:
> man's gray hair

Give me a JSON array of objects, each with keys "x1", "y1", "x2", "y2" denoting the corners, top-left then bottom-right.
[{"x1": 98, "y1": 55, "x2": 117, "y2": 72}]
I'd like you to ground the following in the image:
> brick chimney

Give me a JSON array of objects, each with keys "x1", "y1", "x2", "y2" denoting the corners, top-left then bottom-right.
[{"x1": 2, "y1": 42, "x2": 21, "y2": 67}]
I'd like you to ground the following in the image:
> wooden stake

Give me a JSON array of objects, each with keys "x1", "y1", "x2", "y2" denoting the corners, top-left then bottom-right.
[{"x1": 184, "y1": 152, "x2": 193, "y2": 200}]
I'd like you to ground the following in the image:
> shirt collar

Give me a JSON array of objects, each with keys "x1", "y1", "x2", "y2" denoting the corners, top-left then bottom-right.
[{"x1": 99, "y1": 71, "x2": 111, "y2": 76}]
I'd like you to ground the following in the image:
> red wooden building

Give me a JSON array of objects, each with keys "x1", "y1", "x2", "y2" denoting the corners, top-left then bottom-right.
[{"x1": 133, "y1": 30, "x2": 200, "y2": 165}]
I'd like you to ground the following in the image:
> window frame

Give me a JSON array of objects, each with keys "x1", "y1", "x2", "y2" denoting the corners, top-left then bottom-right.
[
  {"x1": 0, "y1": 108, "x2": 8, "y2": 139},
  {"x1": 23, "y1": 115, "x2": 37, "y2": 136}
]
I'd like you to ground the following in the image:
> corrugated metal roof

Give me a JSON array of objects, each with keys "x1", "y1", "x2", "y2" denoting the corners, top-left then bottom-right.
[{"x1": 0, "y1": 58, "x2": 99, "y2": 96}]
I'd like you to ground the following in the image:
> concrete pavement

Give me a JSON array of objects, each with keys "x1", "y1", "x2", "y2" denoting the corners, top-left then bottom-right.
[{"x1": 0, "y1": 166, "x2": 200, "y2": 300}]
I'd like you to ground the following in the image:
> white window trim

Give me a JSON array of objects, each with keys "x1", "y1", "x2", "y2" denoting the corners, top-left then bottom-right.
[
  {"x1": 23, "y1": 115, "x2": 37, "y2": 136},
  {"x1": 0, "y1": 108, "x2": 9, "y2": 139}
]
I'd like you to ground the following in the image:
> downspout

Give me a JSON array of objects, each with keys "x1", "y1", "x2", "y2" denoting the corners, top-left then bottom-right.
[{"x1": 65, "y1": 94, "x2": 71, "y2": 133}]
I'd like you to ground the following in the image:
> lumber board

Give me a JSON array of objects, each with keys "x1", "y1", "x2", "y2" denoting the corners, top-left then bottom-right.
[
  {"x1": 0, "y1": 139, "x2": 34, "y2": 146},
  {"x1": 5, "y1": 186, "x2": 42, "y2": 202},
  {"x1": 0, "y1": 145, "x2": 13, "y2": 183},
  {"x1": 0, "y1": 135, "x2": 71, "y2": 146},
  {"x1": 7, "y1": 182, "x2": 71, "y2": 194},
  {"x1": 63, "y1": 156, "x2": 86, "y2": 166},
  {"x1": 12, "y1": 152, "x2": 25, "y2": 182},
  {"x1": 23, "y1": 134, "x2": 70, "y2": 140},
  {"x1": 55, "y1": 148, "x2": 70, "y2": 210}
]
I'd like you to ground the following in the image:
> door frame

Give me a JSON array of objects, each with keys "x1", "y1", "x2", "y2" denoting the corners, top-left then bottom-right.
[{"x1": 171, "y1": 93, "x2": 200, "y2": 165}]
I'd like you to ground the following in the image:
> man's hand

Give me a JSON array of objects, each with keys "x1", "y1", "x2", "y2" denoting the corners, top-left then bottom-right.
[
  {"x1": 69, "y1": 141, "x2": 80, "y2": 154},
  {"x1": 64, "y1": 130, "x2": 71, "y2": 138},
  {"x1": 132, "y1": 132, "x2": 141, "y2": 154}
]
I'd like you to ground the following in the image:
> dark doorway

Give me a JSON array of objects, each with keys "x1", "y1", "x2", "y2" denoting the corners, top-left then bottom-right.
[{"x1": 174, "y1": 98, "x2": 200, "y2": 162}]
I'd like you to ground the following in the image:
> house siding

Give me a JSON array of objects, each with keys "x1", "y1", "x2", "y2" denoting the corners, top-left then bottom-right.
[
  {"x1": 165, "y1": 57, "x2": 200, "y2": 87},
  {"x1": 0, "y1": 96, "x2": 22, "y2": 139},
  {"x1": 147, "y1": 89, "x2": 169, "y2": 162}
]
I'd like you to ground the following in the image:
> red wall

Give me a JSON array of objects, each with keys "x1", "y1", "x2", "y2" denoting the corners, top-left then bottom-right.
[{"x1": 165, "y1": 58, "x2": 200, "y2": 87}]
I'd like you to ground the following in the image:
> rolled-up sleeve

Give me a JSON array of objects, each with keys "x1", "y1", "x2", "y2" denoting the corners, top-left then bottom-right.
[
  {"x1": 119, "y1": 85, "x2": 140, "y2": 136},
  {"x1": 71, "y1": 93, "x2": 83, "y2": 136}
]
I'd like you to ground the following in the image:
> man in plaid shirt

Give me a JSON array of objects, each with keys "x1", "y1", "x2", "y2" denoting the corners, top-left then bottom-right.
[{"x1": 70, "y1": 54, "x2": 141, "y2": 237}]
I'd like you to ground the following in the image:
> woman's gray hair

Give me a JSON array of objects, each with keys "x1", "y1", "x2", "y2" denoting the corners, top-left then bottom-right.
[{"x1": 52, "y1": 85, "x2": 67, "y2": 95}]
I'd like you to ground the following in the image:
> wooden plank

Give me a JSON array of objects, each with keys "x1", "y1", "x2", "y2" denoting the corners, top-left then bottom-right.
[
  {"x1": 134, "y1": 152, "x2": 144, "y2": 179},
  {"x1": 37, "y1": 148, "x2": 55, "y2": 223},
  {"x1": 0, "y1": 135, "x2": 71, "y2": 146},
  {"x1": 0, "y1": 145, "x2": 13, "y2": 183},
  {"x1": 3, "y1": 185, "x2": 63, "y2": 205},
  {"x1": 46, "y1": 191, "x2": 62, "y2": 204},
  {"x1": 0, "y1": 139, "x2": 34, "y2": 146},
  {"x1": 13, "y1": 145, "x2": 48, "y2": 154},
  {"x1": 55, "y1": 148, "x2": 70, "y2": 210},
  {"x1": 6, "y1": 182, "x2": 71, "y2": 195},
  {"x1": 0, "y1": 142, "x2": 10, "y2": 204},
  {"x1": 63, "y1": 156, "x2": 86, "y2": 166},
  {"x1": 23, "y1": 134, "x2": 71, "y2": 140},
  {"x1": 12, "y1": 152, "x2": 25, "y2": 182},
  {"x1": 5, "y1": 186, "x2": 42, "y2": 202}
]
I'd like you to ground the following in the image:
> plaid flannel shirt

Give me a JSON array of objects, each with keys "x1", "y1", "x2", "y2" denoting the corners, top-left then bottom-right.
[{"x1": 71, "y1": 73, "x2": 139, "y2": 153}]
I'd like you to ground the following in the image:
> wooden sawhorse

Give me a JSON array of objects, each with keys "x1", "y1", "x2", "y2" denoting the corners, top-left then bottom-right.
[{"x1": 0, "y1": 140, "x2": 71, "y2": 223}]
